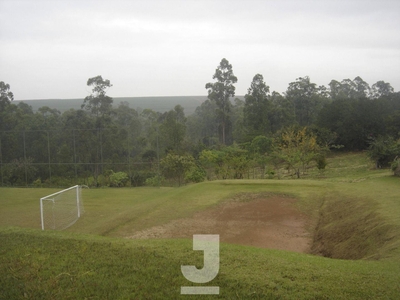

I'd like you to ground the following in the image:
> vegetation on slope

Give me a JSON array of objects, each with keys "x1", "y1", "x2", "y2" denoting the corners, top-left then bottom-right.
[
  {"x1": 1, "y1": 153, "x2": 400, "y2": 298},
  {"x1": 1, "y1": 227, "x2": 400, "y2": 300}
]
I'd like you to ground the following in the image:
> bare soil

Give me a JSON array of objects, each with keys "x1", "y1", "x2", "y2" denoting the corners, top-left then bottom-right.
[{"x1": 128, "y1": 193, "x2": 311, "y2": 253}]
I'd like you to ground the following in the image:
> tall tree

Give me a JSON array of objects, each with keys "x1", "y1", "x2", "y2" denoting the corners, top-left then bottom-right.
[
  {"x1": 186, "y1": 99, "x2": 219, "y2": 146},
  {"x1": 205, "y1": 58, "x2": 237, "y2": 145},
  {"x1": 285, "y1": 76, "x2": 326, "y2": 126},
  {"x1": 371, "y1": 81, "x2": 394, "y2": 99},
  {"x1": 273, "y1": 126, "x2": 326, "y2": 178},
  {"x1": 328, "y1": 76, "x2": 370, "y2": 100},
  {"x1": 353, "y1": 76, "x2": 370, "y2": 98},
  {"x1": 231, "y1": 98, "x2": 247, "y2": 143},
  {"x1": 81, "y1": 76, "x2": 113, "y2": 122},
  {"x1": 160, "y1": 105, "x2": 187, "y2": 152},
  {"x1": 0, "y1": 81, "x2": 14, "y2": 112},
  {"x1": 160, "y1": 152, "x2": 195, "y2": 186},
  {"x1": 269, "y1": 91, "x2": 295, "y2": 132},
  {"x1": 244, "y1": 74, "x2": 271, "y2": 138}
]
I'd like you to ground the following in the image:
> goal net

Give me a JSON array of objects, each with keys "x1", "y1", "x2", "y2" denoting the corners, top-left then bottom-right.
[{"x1": 40, "y1": 185, "x2": 85, "y2": 230}]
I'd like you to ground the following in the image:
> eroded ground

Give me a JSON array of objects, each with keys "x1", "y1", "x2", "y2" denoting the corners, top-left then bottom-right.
[{"x1": 128, "y1": 193, "x2": 311, "y2": 253}]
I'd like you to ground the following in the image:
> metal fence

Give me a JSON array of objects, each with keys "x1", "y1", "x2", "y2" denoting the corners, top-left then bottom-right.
[{"x1": 0, "y1": 129, "x2": 156, "y2": 186}]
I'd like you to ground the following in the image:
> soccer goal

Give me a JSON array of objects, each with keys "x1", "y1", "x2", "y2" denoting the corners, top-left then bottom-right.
[{"x1": 40, "y1": 185, "x2": 85, "y2": 230}]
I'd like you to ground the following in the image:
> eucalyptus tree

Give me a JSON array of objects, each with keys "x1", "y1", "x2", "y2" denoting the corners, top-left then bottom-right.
[
  {"x1": 243, "y1": 74, "x2": 271, "y2": 138},
  {"x1": 81, "y1": 75, "x2": 113, "y2": 127},
  {"x1": 328, "y1": 76, "x2": 370, "y2": 100},
  {"x1": 371, "y1": 81, "x2": 394, "y2": 99},
  {"x1": 205, "y1": 58, "x2": 237, "y2": 145},
  {"x1": 0, "y1": 81, "x2": 14, "y2": 112},
  {"x1": 269, "y1": 91, "x2": 295, "y2": 132},
  {"x1": 186, "y1": 99, "x2": 219, "y2": 147},
  {"x1": 159, "y1": 105, "x2": 187, "y2": 152},
  {"x1": 285, "y1": 76, "x2": 327, "y2": 126}
]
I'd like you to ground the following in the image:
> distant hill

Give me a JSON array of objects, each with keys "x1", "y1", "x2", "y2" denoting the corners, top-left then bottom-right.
[
  {"x1": 14, "y1": 95, "x2": 245, "y2": 115},
  {"x1": 13, "y1": 96, "x2": 210, "y2": 115}
]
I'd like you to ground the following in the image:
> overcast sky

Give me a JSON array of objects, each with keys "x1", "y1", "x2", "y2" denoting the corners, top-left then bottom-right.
[{"x1": 1, "y1": 0, "x2": 399, "y2": 100}]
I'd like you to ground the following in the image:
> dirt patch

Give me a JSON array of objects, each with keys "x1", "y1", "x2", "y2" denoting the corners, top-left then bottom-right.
[{"x1": 128, "y1": 194, "x2": 311, "y2": 253}]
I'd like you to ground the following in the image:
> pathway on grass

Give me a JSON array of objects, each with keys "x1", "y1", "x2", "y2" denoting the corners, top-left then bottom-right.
[{"x1": 128, "y1": 194, "x2": 311, "y2": 253}]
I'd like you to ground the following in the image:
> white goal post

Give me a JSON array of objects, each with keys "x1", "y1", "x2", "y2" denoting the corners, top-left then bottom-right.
[{"x1": 40, "y1": 185, "x2": 85, "y2": 230}]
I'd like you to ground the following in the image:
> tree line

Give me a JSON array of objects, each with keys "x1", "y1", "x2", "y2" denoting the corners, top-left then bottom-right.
[{"x1": 1, "y1": 59, "x2": 399, "y2": 186}]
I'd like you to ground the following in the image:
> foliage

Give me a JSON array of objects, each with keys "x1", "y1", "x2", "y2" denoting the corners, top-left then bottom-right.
[
  {"x1": 130, "y1": 170, "x2": 155, "y2": 187},
  {"x1": 159, "y1": 105, "x2": 186, "y2": 152},
  {"x1": 205, "y1": 58, "x2": 237, "y2": 145},
  {"x1": 391, "y1": 158, "x2": 400, "y2": 176},
  {"x1": 316, "y1": 155, "x2": 328, "y2": 170},
  {"x1": 81, "y1": 75, "x2": 113, "y2": 120},
  {"x1": 199, "y1": 145, "x2": 251, "y2": 179},
  {"x1": 243, "y1": 74, "x2": 271, "y2": 137},
  {"x1": 328, "y1": 76, "x2": 371, "y2": 100},
  {"x1": 367, "y1": 136, "x2": 400, "y2": 168},
  {"x1": 1, "y1": 158, "x2": 400, "y2": 299},
  {"x1": 248, "y1": 135, "x2": 273, "y2": 178},
  {"x1": 371, "y1": 80, "x2": 394, "y2": 99},
  {"x1": 145, "y1": 175, "x2": 165, "y2": 186},
  {"x1": 1, "y1": 74, "x2": 400, "y2": 186},
  {"x1": 274, "y1": 127, "x2": 328, "y2": 178},
  {"x1": 2, "y1": 157, "x2": 37, "y2": 186},
  {"x1": 160, "y1": 153, "x2": 195, "y2": 186},
  {"x1": 184, "y1": 165, "x2": 206, "y2": 183},
  {"x1": 186, "y1": 99, "x2": 218, "y2": 146},
  {"x1": 0, "y1": 81, "x2": 14, "y2": 112},
  {"x1": 109, "y1": 171, "x2": 129, "y2": 187},
  {"x1": 285, "y1": 76, "x2": 327, "y2": 126}
]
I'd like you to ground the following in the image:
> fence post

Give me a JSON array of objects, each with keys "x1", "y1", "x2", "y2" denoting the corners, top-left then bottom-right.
[
  {"x1": 73, "y1": 129, "x2": 77, "y2": 179},
  {"x1": 47, "y1": 131, "x2": 52, "y2": 184},
  {"x1": 0, "y1": 133, "x2": 3, "y2": 186},
  {"x1": 23, "y1": 131, "x2": 27, "y2": 186}
]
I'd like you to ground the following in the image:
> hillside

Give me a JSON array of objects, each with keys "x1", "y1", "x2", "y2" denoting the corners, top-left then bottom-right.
[
  {"x1": 1, "y1": 153, "x2": 400, "y2": 299},
  {"x1": 14, "y1": 96, "x2": 241, "y2": 115}
]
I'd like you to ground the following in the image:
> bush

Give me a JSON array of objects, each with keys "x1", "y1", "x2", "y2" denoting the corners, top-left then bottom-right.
[
  {"x1": 145, "y1": 175, "x2": 165, "y2": 187},
  {"x1": 33, "y1": 178, "x2": 42, "y2": 187},
  {"x1": 316, "y1": 155, "x2": 328, "y2": 170},
  {"x1": 130, "y1": 171, "x2": 155, "y2": 187},
  {"x1": 185, "y1": 166, "x2": 206, "y2": 183},
  {"x1": 44, "y1": 176, "x2": 76, "y2": 187},
  {"x1": 109, "y1": 171, "x2": 129, "y2": 187},
  {"x1": 367, "y1": 136, "x2": 400, "y2": 168},
  {"x1": 391, "y1": 158, "x2": 400, "y2": 176}
]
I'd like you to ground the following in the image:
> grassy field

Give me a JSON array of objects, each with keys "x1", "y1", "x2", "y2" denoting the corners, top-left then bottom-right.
[{"x1": 1, "y1": 152, "x2": 400, "y2": 299}]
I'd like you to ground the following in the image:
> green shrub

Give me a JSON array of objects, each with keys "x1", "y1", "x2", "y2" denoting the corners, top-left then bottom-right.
[
  {"x1": 185, "y1": 166, "x2": 206, "y2": 183},
  {"x1": 145, "y1": 175, "x2": 165, "y2": 187},
  {"x1": 45, "y1": 176, "x2": 76, "y2": 187},
  {"x1": 130, "y1": 171, "x2": 155, "y2": 187},
  {"x1": 33, "y1": 178, "x2": 42, "y2": 187},
  {"x1": 266, "y1": 170, "x2": 275, "y2": 179},
  {"x1": 367, "y1": 136, "x2": 400, "y2": 168},
  {"x1": 316, "y1": 155, "x2": 328, "y2": 170},
  {"x1": 109, "y1": 171, "x2": 129, "y2": 187},
  {"x1": 392, "y1": 158, "x2": 400, "y2": 176}
]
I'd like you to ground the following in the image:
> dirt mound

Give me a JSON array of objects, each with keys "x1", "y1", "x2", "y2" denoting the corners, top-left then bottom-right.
[{"x1": 129, "y1": 194, "x2": 311, "y2": 253}]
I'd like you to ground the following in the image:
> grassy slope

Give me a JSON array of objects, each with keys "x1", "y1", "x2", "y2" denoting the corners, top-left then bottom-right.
[{"x1": 1, "y1": 152, "x2": 400, "y2": 299}]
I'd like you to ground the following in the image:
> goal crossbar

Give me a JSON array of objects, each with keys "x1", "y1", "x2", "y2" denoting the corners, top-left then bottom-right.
[{"x1": 40, "y1": 185, "x2": 83, "y2": 230}]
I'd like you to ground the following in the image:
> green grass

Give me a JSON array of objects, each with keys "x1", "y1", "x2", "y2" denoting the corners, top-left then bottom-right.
[
  {"x1": 1, "y1": 152, "x2": 400, "y2": 299},
  {"x1": 1, "y1": 227, "x2": 399, "y2": 299}
]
